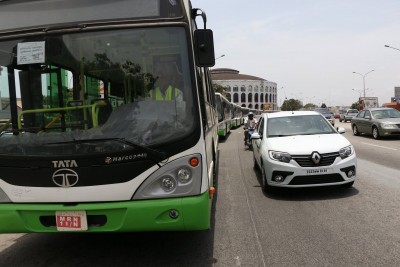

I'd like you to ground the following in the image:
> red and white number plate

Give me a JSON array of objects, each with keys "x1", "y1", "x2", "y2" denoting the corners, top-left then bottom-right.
[{"x1": 55, "y1": 210, "x2": 88, "y2": 231}]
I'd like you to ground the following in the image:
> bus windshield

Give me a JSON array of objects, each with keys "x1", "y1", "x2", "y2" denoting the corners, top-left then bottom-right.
[{"x1": 0, "y1": 27, "x2": 196, "y2": 156}]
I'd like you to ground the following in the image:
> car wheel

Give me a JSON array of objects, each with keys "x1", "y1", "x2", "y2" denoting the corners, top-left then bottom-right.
[
  {"x1": 352, "y1": 125, "x2": 360, "y2": 136},
  {"x1": 342, "y1": 181, "x2": 354, "y2": 188},
  {"x1": 261, "y1": 163, "x2": 273, "y2": 193},
  {"x1": 372, "y1": 126, "x2": 380, "y2": 140}
]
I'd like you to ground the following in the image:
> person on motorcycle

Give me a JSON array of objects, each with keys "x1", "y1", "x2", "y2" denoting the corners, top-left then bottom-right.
[{"x1": 243, "y1": 112, "x2": 257, "y2": 142}]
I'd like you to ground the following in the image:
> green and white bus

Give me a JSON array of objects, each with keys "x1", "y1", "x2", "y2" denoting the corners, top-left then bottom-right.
[
  {"x1": 0, "y1": 0, "x2": 218, "y2": 232},
  {"x1": 215, "y1": 93, "x2": 232, "y2": 138},
  {"x1": 231, "y1": 103, "x2": 243, "y2": 128}
]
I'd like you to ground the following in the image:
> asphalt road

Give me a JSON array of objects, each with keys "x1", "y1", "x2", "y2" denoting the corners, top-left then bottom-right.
[{"x1": 1, "y1": 123, "x2": 400, "y2": 266}]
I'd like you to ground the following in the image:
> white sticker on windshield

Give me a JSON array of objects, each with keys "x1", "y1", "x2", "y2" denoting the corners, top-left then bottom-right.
[{"x1": 17, "y1": 42, "x2": 45, "y2": 65}]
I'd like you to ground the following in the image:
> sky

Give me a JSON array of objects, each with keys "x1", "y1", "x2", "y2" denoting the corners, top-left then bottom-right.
[{"x1": 191, "y1": 0, "x2": 400, "y2": 107}]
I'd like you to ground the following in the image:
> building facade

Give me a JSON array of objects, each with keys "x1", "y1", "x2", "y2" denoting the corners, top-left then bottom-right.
[{"x1": 210, "y1": 68, "x2": 278, "y2": 110}]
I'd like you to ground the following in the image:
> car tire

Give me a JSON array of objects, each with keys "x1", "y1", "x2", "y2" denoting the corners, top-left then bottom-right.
[
  {"x1": 261, "y1": 163, "x2": 273, "y2": 193},
  {"x1": 352, "y1": 125, "x2": 360, "y2": 136},
  {"x1": 372, "y1": 126, "x2": 380, "y2": 140},
  {"x1": 342, "y1": 181, "x2": 354, "y2": 188}
]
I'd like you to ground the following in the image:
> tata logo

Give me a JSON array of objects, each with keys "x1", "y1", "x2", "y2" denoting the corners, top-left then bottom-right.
[
  {"x1": 311, "y1": 152, "x2": 321, "y2": 165},
  {"x1": 52, "y1": 169, "x2": 79, "y2": 187},
  {"x1": 52, "y1": 160, "x2": 78, "y2": 168}
]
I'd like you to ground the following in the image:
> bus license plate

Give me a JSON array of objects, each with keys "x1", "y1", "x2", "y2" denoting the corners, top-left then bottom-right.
[
  {"x1": 55, "y1": 210, "x2": 88, "y2": 231},
  {"x1": 305, "y1": 168, "x2": 332, "y2": 175}
]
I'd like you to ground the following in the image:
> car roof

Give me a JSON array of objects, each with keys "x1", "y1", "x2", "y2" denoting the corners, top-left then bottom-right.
[{"x1": 264, "y1": 111, "x2": 320, "y2": 119}]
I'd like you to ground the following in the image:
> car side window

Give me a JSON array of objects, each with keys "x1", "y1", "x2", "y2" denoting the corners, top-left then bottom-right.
[
  {"x1": 358, "y1": 111, "x2": 365, "y2": 118},
  {"x1": 364, "y1": 110, "x2": 371, "y2": 118}
]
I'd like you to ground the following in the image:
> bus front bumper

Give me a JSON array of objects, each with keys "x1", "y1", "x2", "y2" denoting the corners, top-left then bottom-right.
[{"x1": 0, "y1": 192, "x2": 211, "y2": 233}]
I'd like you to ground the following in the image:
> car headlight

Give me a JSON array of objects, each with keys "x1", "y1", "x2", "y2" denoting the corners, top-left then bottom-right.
[
  {"x1": 132, "y1": 154, "x2": 202, "y2": 199},
  {"x1": 339, "y1": 145, "x2": 353, "y2": 159},
  {"x1": 268, "y1": 150, "x2": 292, "y2": 163},
  {"x1": 380, "y1": 123, "x2": 396, "y2": 129}
]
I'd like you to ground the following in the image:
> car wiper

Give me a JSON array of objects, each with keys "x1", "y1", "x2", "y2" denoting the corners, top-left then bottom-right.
[{"x1": 47, "y1": 138, "x2": 168, "y2": 166}]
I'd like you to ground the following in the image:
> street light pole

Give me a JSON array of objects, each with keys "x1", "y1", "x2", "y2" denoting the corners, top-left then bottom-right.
[{"x1": 352, "y1": 70, "x2": 374, "y2": 98}]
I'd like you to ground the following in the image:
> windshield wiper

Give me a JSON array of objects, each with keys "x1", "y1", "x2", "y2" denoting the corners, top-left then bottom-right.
[{"x1": 47, "y1": 138, "x2": 167, "y2": 166}]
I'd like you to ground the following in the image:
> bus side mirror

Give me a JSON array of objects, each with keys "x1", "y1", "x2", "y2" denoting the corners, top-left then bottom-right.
[{"x1": 194, "y1": 29, "x2": 215, "y2": 67}]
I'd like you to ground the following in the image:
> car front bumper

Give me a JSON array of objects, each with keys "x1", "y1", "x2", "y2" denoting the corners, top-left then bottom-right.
[{"x1": 264, "y1": 155, "x2": 357, "y2": 188}]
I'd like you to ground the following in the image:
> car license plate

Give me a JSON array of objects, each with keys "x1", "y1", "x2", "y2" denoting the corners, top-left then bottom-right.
[
  {"x1": 55, "y1": 210, "x2": 88, "y2": 231},
  {"x1": 305, "y1": 168, "x2": 332, "y2": 175}
]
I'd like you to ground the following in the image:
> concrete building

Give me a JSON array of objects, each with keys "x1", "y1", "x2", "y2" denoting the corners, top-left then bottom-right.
[{"x1": 210, "y1": 68, "x2": 278, "y2": 110}]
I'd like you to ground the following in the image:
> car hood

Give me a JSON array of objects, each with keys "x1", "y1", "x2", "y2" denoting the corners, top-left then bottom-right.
[{"x1": 266, "y1": 134, "x2": 351, "y2": 154}]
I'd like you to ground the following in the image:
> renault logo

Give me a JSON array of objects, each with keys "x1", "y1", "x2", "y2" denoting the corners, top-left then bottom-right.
[
  {"x1": 311, "y1": 152, "x2": 321, "y2": 165},
  {"x1": 52, "y1": 168, "x2": 79, "y2": 187}
]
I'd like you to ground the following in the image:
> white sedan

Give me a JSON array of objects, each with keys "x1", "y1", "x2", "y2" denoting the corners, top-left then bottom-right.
[{"x1": 251, "y1": 111, "x2": 357, "y2": 193}]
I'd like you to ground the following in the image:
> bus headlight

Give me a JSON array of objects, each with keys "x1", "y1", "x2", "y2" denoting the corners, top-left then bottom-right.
[
  {"x1": 160, "y1": 176, "x2": 177, "y2": 192},
  {"x1": 177, "y1": 168, "x2": 192, "y2": 183},
  {"x1": 132, "y1": 154, "x2": 202, "y2": 199}
]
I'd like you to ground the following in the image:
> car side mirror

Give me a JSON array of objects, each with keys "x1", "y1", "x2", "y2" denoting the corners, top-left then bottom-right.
[
  {"x1": 251, "y1": 132, "x2": 261, "y2": 140},
  {"x1": 336, "y1": 127, "x2": 346, "y2": 134}
]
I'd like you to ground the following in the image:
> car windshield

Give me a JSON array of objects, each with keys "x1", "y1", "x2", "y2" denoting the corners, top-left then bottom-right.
[
  {"x1": 371, "y1": 109, "x2": 400, "y2": 119},
  {"x1": 267, "y1": 115, "x2": 336, "y2": 137}
]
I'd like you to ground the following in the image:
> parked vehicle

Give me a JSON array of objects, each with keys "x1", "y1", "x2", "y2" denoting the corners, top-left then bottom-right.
[
  {"x1": 351, "y1": 107, "x2": 400, "y2": 139},
  {"x1": 251, "y1": 111, "x2": 357, "y2": 193},
  {"x1": 340, "y1": 109, "x2": 359, "y2": 122}
]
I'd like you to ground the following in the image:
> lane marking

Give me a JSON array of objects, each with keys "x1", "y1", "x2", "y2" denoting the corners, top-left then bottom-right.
[{"x1": 360, "y1": 142, "x2": 398, "y2": 151}]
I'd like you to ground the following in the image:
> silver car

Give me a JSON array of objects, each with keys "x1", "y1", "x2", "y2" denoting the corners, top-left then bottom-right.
[
  {"x1": 351, "y1": 108, "x2": 400, "y2": 139},
  {"x1": 340, "y1": 109, "x2": 359, "y2": 122}
]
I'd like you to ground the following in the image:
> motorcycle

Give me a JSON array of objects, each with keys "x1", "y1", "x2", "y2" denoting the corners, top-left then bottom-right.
[{"x1": 244, "y1": 127, "x2": 255, "y2": 150}]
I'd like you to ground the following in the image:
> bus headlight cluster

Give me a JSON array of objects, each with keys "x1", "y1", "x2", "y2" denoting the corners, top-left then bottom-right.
[{"x1": 133, "y1": 154, "x2": 202, "y2": 199}]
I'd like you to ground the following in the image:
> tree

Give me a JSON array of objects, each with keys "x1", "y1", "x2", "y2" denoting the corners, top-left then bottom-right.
[
  {"x1": 303, "y1": 103, "x2": 317, "y2": 110},
  {"x1": 321, "y1": 103, "x2": 327, "y2": 108},
  {"x1": 281, "y1": 98, "x2": 303, "y2": 111},
  {"x1": 351, "y1": 101, "x2": 360, "y2": 110},
  {"x1": 213, "y1": 83, "x2": 227, "y2": 95}
]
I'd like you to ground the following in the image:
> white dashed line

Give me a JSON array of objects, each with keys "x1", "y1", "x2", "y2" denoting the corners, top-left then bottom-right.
[{"x1": 360, "y1": 142, "x2": 398, "y2": 151}]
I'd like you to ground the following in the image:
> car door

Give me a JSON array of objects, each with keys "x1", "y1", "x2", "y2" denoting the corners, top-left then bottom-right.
[
  {"x1": 253, "y1": 117, "x2": 264, "y2": 166},
  {"x1": 354, "y1": 110, "x2": 366, "y2": 133},
  {"x1": 361, "y1": 110, "x2": 372, "y2": 133}
]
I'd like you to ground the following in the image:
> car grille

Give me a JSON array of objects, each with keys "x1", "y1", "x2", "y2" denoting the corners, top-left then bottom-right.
[
  {"x1": 292, "y1": 152, "x2": 339, "y2": 167},
  {"x1": 289, "y1": 174, "x2": 344, "y2": 185}
]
